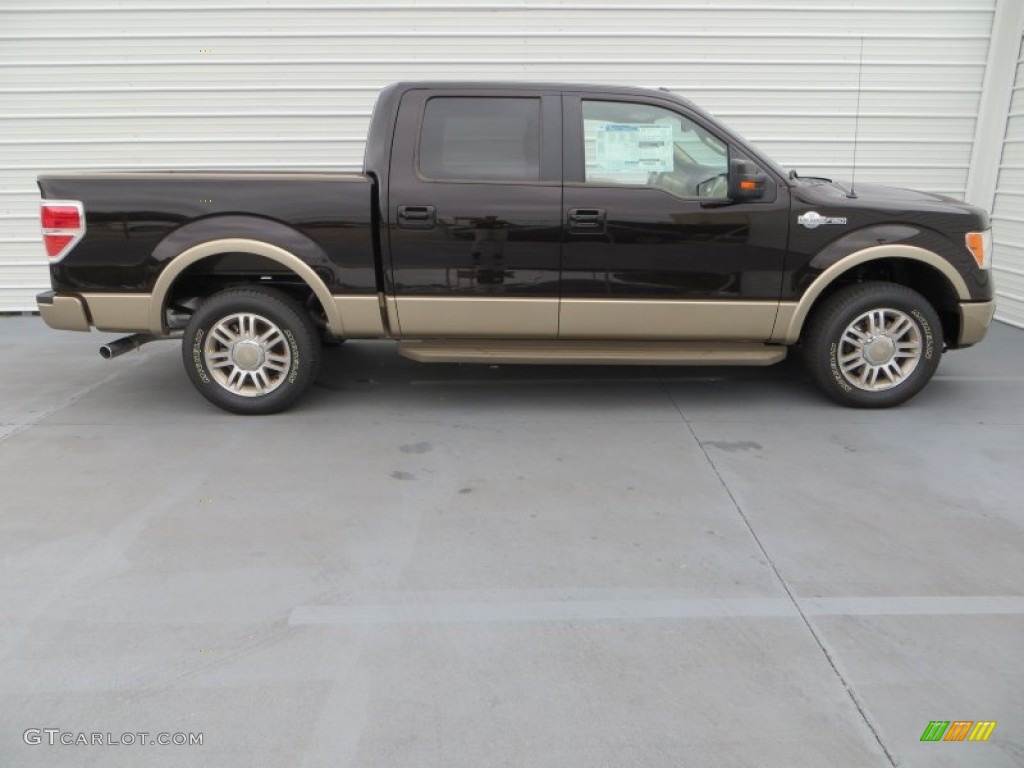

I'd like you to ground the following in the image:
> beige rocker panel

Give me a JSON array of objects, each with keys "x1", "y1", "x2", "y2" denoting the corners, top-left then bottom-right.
[
  {"x1": 393, "y1": 296, "x2": 559, "y2": 338},
  {"x1": 398, "y1": 339, "x2": 787, "y2": 366},
  {"x1": 559, "y1": 299, "x2": 779, "y2": 340},
  {"x1": 385, "y1": 296, "x2": 402, "y2": 336},
  {"x1": 771, "y1": 244, "x2": 972, "y2": 344},
  {"x1": 150, "y1": 238, "x2": 345, "y2": 336},
  {"x1": 331, "y1": 295, "x2": 385, "y2": 338}
]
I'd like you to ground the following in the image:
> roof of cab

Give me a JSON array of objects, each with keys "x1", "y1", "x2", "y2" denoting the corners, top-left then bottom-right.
[
  {"x1": 363, "y1": 80, "x2": 713, "y2": 190},
  {"x1": 386, "y1": 80, "x2": 698, "y2": 109}
]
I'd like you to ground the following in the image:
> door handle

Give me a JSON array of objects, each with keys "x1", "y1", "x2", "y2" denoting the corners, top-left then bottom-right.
[
  {"x1": 568, "y1": 208, "x2": 606, "y2": 232},
  {"x1": 397, "y1": 205, "x2": 436, "y2": 229}
]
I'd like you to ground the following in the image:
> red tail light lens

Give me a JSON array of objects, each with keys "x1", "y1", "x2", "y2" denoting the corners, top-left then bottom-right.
[
  {"x1": 44, "y1": 234, "x2": 75, "y2": 258},
  {"x1": 41, "y1": 205, "x2": 81, "y2": 230},
  {"x1": 40, "y1": 200, "x2": 85, "y2": 261}
]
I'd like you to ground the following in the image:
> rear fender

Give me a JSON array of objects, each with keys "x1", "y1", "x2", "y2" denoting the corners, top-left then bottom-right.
[{"x1": 151, "y1": 222, "x2": 343, "y2": 336}]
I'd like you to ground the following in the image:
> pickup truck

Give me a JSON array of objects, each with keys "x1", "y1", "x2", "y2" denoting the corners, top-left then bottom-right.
[{"x1": 36, "y1": 81, "x2": 995, "y2": 414}]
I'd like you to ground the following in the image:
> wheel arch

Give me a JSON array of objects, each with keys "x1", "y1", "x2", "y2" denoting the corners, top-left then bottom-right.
[
  {"x1": 773, "y1": 244, "x2": 969, "y2": 345},
  {"x1": 150, "y1": 238, "x2": 344, "y2": 336}
]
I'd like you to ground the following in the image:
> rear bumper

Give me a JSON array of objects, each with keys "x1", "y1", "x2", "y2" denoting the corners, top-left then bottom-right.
[
  {"x1": 957, "y1": 299, "x2": 996, "y2": 347},
  {"x1": 37, "y1": 290, "x2": 155, "y2": 333},
  {"x1": 36, "y1": 290, "x2": 90, "y2": 332}
]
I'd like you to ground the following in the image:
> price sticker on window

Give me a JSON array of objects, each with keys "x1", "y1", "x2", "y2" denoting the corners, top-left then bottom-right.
[{"x1": 595, "y1": 123, "x2": 674, "y2": 173}]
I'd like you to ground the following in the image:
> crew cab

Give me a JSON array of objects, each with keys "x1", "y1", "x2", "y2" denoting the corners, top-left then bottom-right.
[{"x1": 36, "y1": 81, "x2": 996, "y2": 413}]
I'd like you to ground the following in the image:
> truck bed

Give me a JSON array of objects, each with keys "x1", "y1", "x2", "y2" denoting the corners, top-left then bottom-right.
[{"x1": 38, "y1": 171, "x2": 379, "y2": 297}]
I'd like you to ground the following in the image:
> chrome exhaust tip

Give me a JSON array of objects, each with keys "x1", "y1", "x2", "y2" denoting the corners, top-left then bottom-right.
[{"x1": 99, "y1": 333, "x2": 161, "y2": 359}]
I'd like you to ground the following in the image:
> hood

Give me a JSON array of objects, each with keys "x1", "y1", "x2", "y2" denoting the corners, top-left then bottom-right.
[{"x1": 792, "y1": 177, "x2": 990, "y2": 226}]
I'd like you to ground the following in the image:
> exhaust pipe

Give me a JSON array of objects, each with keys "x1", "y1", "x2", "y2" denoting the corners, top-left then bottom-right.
[{"x1": 99, "y1": 333, "x2": 163, "y2": 360}]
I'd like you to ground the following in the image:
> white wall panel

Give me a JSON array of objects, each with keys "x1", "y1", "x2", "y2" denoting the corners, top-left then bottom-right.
[
  {"x1": 991, "y1": 32, "x2": 1024, "y2": 327},
  {"x1": 0, "y1": 0, "x2": 1001, "y2": 310}
]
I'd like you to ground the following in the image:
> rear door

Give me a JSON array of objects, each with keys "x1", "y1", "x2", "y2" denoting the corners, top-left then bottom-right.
[
  {"x1": 559, "y1": 93, "x2": 790, "y2": 340},
  {"x1": 387, "y1": 88, "x2": 562, "y2": 337}
]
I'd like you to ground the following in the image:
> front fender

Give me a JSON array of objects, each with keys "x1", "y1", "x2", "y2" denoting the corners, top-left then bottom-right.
[{"x1": 772, "y1": 242, "x2": 970, "y2": 344}]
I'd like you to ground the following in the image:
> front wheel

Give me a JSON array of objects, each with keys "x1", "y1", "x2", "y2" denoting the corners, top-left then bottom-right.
[
  {"x1": 182, "y1": 287, "x2": 320, "y2": 414},
  {"x1": 802, "y1": 282, "x2": 942, "y2": 408}
]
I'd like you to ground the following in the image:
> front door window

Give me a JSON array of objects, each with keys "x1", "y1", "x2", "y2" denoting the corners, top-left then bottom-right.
[{"x1": 582, "y1": 100, "x2": 729, "y2": 199}]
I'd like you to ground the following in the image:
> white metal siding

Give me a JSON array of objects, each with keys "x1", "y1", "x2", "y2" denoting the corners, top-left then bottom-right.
[
  {"x1": 0, "y1": 0, "x2": 998, "y2": 310},
  {"x1": 992, "y1": 32, "x2": 1024, "y2": 327}
]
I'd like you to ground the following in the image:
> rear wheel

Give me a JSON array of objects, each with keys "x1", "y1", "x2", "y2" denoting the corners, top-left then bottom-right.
[
  {"x1": 802, "y1": 281, "x2": 942, "y2": 407},
  {"x1": 182, "y1": 287, "x2": 320, "y2": 414}
]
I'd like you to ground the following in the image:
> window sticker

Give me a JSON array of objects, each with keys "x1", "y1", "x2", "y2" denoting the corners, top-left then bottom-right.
[{"x1": 594, "y1": 123, "x2": 674, "y2": 173}]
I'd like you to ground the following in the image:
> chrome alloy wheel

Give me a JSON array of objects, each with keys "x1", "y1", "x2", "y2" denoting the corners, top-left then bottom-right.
[
  {"x1": 203, "y1": 312, "x2": 292, "y2": 397},
  {"x1": 837, "y1": 308, "x2": 923, "y2": 392}
]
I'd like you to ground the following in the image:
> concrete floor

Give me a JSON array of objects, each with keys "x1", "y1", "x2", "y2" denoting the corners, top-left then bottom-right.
[{"x1": 1, "y1": 315, "x2": 1022, "y2": 768}]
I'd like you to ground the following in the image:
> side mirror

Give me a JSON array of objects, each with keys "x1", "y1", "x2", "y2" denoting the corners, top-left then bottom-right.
[{"x1": 728, "y1": 158, "x2": 767, "y2": 201}]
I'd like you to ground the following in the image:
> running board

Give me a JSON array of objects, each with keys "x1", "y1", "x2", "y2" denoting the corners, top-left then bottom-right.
[{"x1": 397, "y1": 340, "x2": 787, "y2": 366}]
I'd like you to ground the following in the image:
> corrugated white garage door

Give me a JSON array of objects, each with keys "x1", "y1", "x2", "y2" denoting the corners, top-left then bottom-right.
[
  {"x1": 992, "y1": 32, "x2": 1024, "y2": 327},
  {"x1": 0, "y1": 0, "x2": 999, "y2": 310}
]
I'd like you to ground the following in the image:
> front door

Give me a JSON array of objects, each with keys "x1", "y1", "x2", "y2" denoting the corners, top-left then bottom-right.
[
  {"x1": 560, "y1": 94, "x2": 790, "y2": 340},
  {"x1": 387, "y1": 89, "x2": 563, "y2": 337}
]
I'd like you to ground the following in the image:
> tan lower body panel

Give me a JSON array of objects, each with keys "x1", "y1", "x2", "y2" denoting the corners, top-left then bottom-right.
[
  {"x1": 332, "y1": 295, "x2": 385, "y2": 338},
  {"x1": 394, "y1": 296, "x2": 559, "y2": 338},
  {"x1": 384, "y1": 296, "x2": 401, "y2": 336},
  {"x1": 398, "y1": 339, "x2": 787, "y2": 366},
  {"x1": 958, "y1": 299, "x2": 996, "y2": 346},
  {"x1": 770, "y1": 302, "x2": 801, "y2": 343},
  {"x1": 77, "y1": 292, "x2": 387, "y2": 338},
  {"x1": 38, "y1": 295, "x2": 91, "y2": 332},
  {"x1": 559, "y1": 299, "x2": 779, "y2": 340},
  {"x1": 79, "y1": 293, "x2": 155, "y2": 333}
]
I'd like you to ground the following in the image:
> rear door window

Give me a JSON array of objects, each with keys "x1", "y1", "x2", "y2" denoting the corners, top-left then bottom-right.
[{"x1": 419, "y1": 97, "x2": 542, "y2": 182}]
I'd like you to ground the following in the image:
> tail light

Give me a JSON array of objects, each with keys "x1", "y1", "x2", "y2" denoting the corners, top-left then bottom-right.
[{"x1": 40, "y1": 200, "x2": 85, "y2": 261}]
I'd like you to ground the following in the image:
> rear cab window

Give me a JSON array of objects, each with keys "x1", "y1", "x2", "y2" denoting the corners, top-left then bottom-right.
[{"x1": 419, "y1": 97, "x2": 542, "y2": 182}]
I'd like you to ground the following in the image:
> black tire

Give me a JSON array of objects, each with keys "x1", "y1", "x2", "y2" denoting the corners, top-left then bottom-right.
[
  {"x1": 802, "y1": 281, "x2": 942, "y2": 408},
  {"x1": 182, "y1": 287, "x2": 321, "y2": 414}
]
